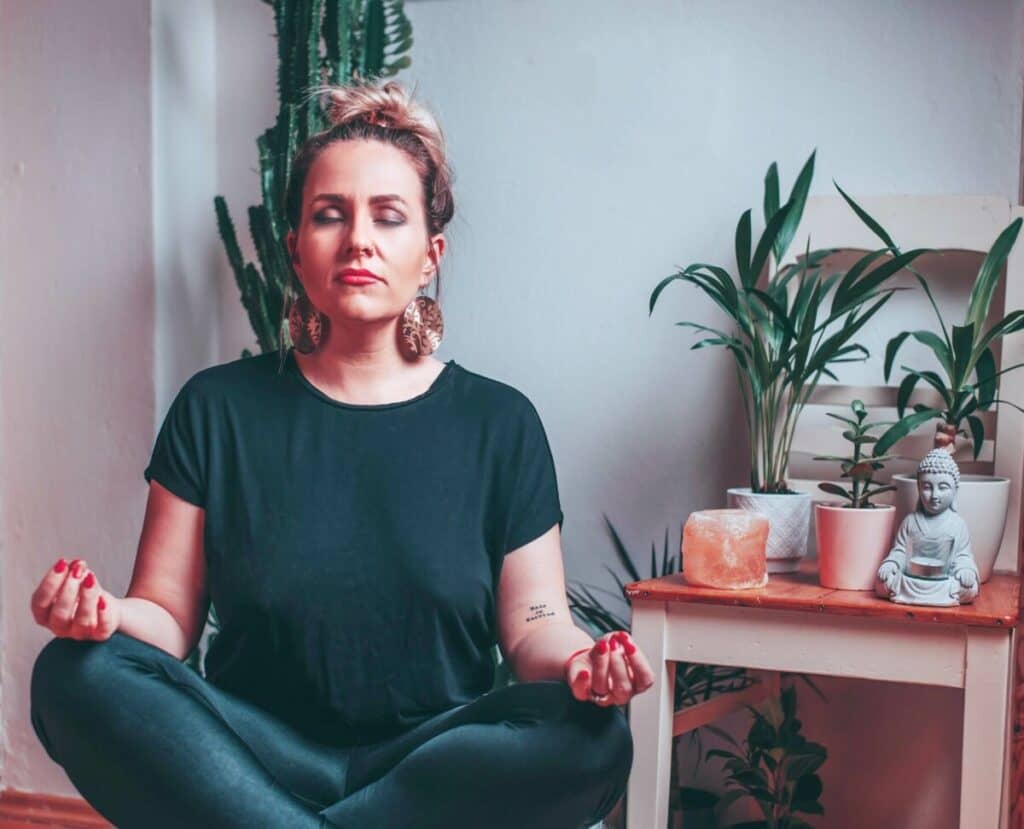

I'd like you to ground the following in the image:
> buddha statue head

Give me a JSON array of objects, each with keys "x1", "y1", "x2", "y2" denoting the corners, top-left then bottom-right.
[{"x1": 916, "y1": 448, "x2": 960, "y2": 516}]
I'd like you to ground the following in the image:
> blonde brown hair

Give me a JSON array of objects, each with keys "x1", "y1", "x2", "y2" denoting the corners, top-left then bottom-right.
[{"x1": 284, "y1": 81, "x2": 455, "y2": 286}]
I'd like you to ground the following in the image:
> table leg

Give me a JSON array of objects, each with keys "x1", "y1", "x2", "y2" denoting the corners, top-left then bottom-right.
[
  {"x1": 961, "y1": 627, "x2": 1013, "y2": 829},
  {"x1": 627, "y1": 602, "x2": 674, "y2": 829}
]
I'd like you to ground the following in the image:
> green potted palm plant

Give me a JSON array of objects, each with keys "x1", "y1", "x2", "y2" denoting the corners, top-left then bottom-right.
[
  {"x1": 650, "y1": 151, "x2": 929, "y2": 571},
  {"x1": 842, "y1": 197, "x2": 1024, "y2": 582}
]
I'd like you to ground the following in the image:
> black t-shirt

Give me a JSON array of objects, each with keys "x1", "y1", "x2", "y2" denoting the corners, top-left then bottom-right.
[{"x1": 143, "y1": 350, "x2": 563, "y2": 746}]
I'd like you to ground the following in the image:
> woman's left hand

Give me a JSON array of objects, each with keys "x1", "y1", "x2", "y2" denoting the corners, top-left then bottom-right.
[{"x1": 565, "y1": 631, "x2": 654, "y2": 707}]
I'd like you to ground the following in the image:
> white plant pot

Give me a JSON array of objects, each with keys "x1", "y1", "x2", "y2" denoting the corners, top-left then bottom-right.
[
  {"x1": 726, "y1": 488, "x2": 812, "y2": 572},
  {"x1": 815, "y1": 503, "x2": 896, "y2": 590},
  {"x1": 892, "y1": 474, "x2": 1010, "y2": 583}
]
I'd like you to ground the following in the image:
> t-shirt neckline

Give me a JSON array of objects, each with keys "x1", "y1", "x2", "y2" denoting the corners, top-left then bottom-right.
[{"x1": 286, "y1": 349, "x2": 457, "y2": 411}]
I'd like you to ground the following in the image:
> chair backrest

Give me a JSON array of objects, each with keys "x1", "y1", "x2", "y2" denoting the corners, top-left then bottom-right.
[{"x1": 780, "y1": 195, "x2": 1024, "y2": 573}]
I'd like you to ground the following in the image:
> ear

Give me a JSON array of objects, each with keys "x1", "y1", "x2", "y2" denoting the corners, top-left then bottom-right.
[{"x1": 421, "y1": 233, "x2": 446, "y2": 288}]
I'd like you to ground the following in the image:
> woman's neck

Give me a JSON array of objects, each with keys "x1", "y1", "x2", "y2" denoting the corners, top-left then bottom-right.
[{"x1": 293, "y1": 347, "x2": 444, "y2": 406}]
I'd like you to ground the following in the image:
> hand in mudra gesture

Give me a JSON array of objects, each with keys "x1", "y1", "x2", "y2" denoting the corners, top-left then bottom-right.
[
  {"x1": 565, "y1": 631, "x2": 655, "y2": 707},
  {"x1": 30, "y1": 558, "x2": 120, "y2": 641}
]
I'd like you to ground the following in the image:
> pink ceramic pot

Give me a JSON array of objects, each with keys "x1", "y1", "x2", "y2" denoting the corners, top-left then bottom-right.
[{"x1": 815, "y1": 502, "x2": 896, "y2": 590}]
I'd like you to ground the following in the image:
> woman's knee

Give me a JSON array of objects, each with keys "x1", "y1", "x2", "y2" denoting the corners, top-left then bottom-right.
[
  {"x1": 576, "y1": 703, "x2": 633, "y2": 783},
  {"x1": 31, "y1": 632, "x2": 153, "y2": 722},
  {"x1": 513, "y1": 681, "x2": 633, "y2": 781}
]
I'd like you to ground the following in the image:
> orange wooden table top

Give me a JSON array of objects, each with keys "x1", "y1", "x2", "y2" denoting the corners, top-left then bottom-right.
[{"x1": 624, "y1": 557, "x2": 1021, "y2": 628}]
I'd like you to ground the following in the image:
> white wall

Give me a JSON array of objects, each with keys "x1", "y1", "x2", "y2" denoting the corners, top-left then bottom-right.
[
  {"x1": 0, "y1": 0, "x2": 154, "y2": 795},
  {"x1": 1, "y1": 0, "x2": 1021, "y2": 824},
  {"x1": 153, "y1": 0, "x2": 219, "y2": 416}
]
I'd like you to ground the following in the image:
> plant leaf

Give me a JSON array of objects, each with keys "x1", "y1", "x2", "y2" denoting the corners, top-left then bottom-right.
[
  {"x1": 817, "y1": 482, "x2": 852, "y2": 500},
  {"x1": 951, "y1": 323, "x2": 976, "y2": 389},
  {"x1": 833, "y1": 180, "x2": 897, "y2": 249},
  {"x1": 773, "y1": 150, "x2": 816, "y2": 264},
  {"x1": 874, "y1": 408, "x2": 943, "y2": 456},
  {"x1": 967, "y1": 414, "x2": 985, "y2": 460},
  {"x1": 975, "y1": 347, "x2": 997, "y2": 408},
  {"x1": 966, "y1": 217, "x2": 1023, "y2": 334},
  {"x1": 764, "y1": 162, "x2": 780, "y2": 225},
  {"x1": 736, "y1": 209, "x2": 753, "y2": 289}
]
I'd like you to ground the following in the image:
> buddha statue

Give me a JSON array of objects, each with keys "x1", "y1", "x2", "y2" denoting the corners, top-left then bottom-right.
[{"x1": 876, "y1": 449, "x2": 980, "y2": 606}]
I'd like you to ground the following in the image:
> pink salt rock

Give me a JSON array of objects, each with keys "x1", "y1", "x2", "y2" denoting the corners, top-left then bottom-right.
[{"x1": 682, "y1": 509, "x2": 769, "y2": 589}]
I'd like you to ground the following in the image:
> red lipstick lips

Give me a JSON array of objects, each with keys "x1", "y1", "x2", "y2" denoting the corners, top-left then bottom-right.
[{"x1": 338, "y1": 267, "x2": 382, "y2": 285}]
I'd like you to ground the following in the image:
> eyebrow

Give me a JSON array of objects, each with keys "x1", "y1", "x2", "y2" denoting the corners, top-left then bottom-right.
[{"x1": 311, "y1": 193, "x2": 409, "y2": 206}]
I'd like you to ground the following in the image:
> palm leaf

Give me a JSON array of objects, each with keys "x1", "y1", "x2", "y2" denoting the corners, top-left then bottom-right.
[{"x1": 965, "y1": 217, "x2": 1023, "y2": 334}]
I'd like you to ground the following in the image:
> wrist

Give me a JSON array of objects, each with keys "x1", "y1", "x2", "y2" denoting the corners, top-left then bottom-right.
[{"x1": 562, "y1": 645, "x2": 592, "y2": 679}]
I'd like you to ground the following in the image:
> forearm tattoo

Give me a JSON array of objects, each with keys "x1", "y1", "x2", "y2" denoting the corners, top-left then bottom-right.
[{"x1": 525, "y1": 602, "x2": 557, "y2": 623}]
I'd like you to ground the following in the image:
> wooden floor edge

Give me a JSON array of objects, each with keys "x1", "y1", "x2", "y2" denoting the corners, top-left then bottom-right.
[{"x1": 0, "y1": 790, "x2": 111, "y2": 828}]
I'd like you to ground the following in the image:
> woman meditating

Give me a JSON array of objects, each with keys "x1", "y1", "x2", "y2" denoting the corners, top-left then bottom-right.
[{"x1": 28, "y1": 80, "x2": 649, "y2": 829}]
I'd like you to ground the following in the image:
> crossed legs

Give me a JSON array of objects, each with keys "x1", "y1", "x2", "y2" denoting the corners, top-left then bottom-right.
[{"x1": 31, "y1": 631, "x2": 632, "y2": 828}]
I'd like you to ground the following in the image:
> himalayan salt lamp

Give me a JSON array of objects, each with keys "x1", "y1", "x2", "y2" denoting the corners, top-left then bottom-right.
[{"x1": 682, "y1": 509, "x2": 769, "y2": 589}]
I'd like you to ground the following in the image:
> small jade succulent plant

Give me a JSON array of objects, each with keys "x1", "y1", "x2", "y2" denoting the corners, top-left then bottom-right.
[{"x1": 813, "y1": 400, "x2": 899, "y2": 509}]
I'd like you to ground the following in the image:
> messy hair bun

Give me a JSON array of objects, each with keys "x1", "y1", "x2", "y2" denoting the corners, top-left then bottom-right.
[{"x1": 284, "y1": 80, "x2": 455, "y2": 238}]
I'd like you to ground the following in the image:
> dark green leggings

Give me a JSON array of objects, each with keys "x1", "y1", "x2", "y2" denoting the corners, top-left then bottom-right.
[{"x1": 30, "y1": 631, "x2": 632, "y2": 828}]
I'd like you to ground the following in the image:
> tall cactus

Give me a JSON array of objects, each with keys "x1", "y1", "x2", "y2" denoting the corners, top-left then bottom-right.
[
  {"x1": 215, "y1": 0, "x2": 414, "y2": 359},
  {"x1": 187, "y1": 0, "x2": 412, "y2": 677}
]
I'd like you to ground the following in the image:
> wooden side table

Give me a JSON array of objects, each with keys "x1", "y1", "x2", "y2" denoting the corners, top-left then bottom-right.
[{"x1": 623, "y1": 561, "x2": 1020, "y2": 829}]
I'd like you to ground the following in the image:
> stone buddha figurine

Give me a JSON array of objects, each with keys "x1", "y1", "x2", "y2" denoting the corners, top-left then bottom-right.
[{"x1": 875, "y1": 449, "x2": 980, "y2": 606}]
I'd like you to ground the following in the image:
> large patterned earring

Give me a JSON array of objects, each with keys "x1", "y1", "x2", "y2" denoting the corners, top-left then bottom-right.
[
  {"x1": 400, "y1": 293, "x2": 444, "y2": 357},
  {"x1": 288, "y1": 293, "x2": 328, "y2": 354}
]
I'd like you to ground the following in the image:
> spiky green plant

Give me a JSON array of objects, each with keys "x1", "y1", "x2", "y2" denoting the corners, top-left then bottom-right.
[{"x1": 216, "y1": 0, "x2": 414, "y2": 359}]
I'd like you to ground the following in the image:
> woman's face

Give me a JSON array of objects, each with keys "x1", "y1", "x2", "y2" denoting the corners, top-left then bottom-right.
[{"x1": 286, "y1": 139, "x2": 444, "y2": 328}]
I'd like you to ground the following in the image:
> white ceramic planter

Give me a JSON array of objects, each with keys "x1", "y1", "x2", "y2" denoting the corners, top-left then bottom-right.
[
  {"x1": 892, "y1": 474, "x2": 1010, "y2": 583},
  {"x1": 726, "y1": 488, "x2": 812, "y2": 572},
  {"x1": 814, "y1": 503, "x2": 895, "y2": 590}
]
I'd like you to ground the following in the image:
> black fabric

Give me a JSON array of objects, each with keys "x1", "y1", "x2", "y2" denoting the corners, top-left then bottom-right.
[{"x1": 143, "y1": 350, "x2": 564, "y2": 747}]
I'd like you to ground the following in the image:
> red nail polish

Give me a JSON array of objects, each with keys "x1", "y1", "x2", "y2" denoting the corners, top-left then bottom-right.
[
  {"x1": 72, "y1": 564, "x2": 83, "y2": 579},
  {"x1": 624, "y1": 642, "x2": 636, "y2": 655},
  {"x1": 98, "y1": 596, "x2": 106, "y2": 611},
  {"x1": 82, "y1": 573, "x2": 95, "y2": 589},
  {"x1": 53, "y1": 559, "x2": 67, "y2": 573},
  {"x1": 610, "y1": 638, "x2": 618, "y2": 650},
  {"x1": 579, "y1": 670, "x2": 589, "y2": 681},
  {"x1": 597, "y1": 639, "x2": 608, "y2": 654}
]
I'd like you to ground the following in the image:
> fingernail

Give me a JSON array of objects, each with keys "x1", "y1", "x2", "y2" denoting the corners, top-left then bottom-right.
[
  {"x1": 579, "y1": 670, "x2": 589, "y2": 681},
  {"x1": 610, "y1": 638, "x2": 618, "y2": 650},
  {"x1": 53, "y1": 559, "x2": 67, "y2": 573},
  {"x1": 597, "y1": 639, "x2": 608, "y2": 654},
  {"x1": 72, "y1": 563, "x2": 83, "y2": 579},
  {"x1": 82, "y1": 573, "x2": 95, "y2": 589},
  {"x1": 624, "y1": 641, "x2": 636, "y2": 655},
  {"x1": 98, "y1": 596, "x2": 106, "y2": 611}
]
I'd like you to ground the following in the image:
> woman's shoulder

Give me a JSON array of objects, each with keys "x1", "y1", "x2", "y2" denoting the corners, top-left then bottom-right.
[
  {"x1": 172, "y1": 351, "x2": 286, "y2": 405},
  {"x1": 451, "y1": 361, "x2": 542, "y2": 418}
]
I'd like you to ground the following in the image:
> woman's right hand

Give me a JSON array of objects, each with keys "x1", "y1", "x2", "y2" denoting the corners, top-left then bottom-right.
[{"x1": 30, "y1": 558, "x2": 121, "y2": 641}]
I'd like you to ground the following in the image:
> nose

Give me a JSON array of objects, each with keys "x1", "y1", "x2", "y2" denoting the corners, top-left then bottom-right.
[{"x1": 345, "y1": 210, "x2": 374, "y2": 258}]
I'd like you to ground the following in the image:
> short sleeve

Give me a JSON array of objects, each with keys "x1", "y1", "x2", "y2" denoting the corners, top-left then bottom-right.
[
  {"x1": 501, "y1": 400, "x2": 564, "y2": 555},
  {"x1": 143, "y1": 378, "x2": 207, "y2": 507}
]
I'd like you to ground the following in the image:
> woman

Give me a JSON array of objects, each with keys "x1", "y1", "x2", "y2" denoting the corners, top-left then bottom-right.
[{"x1": 29, "y1": 80, "x2": 652, "y2": 829}]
